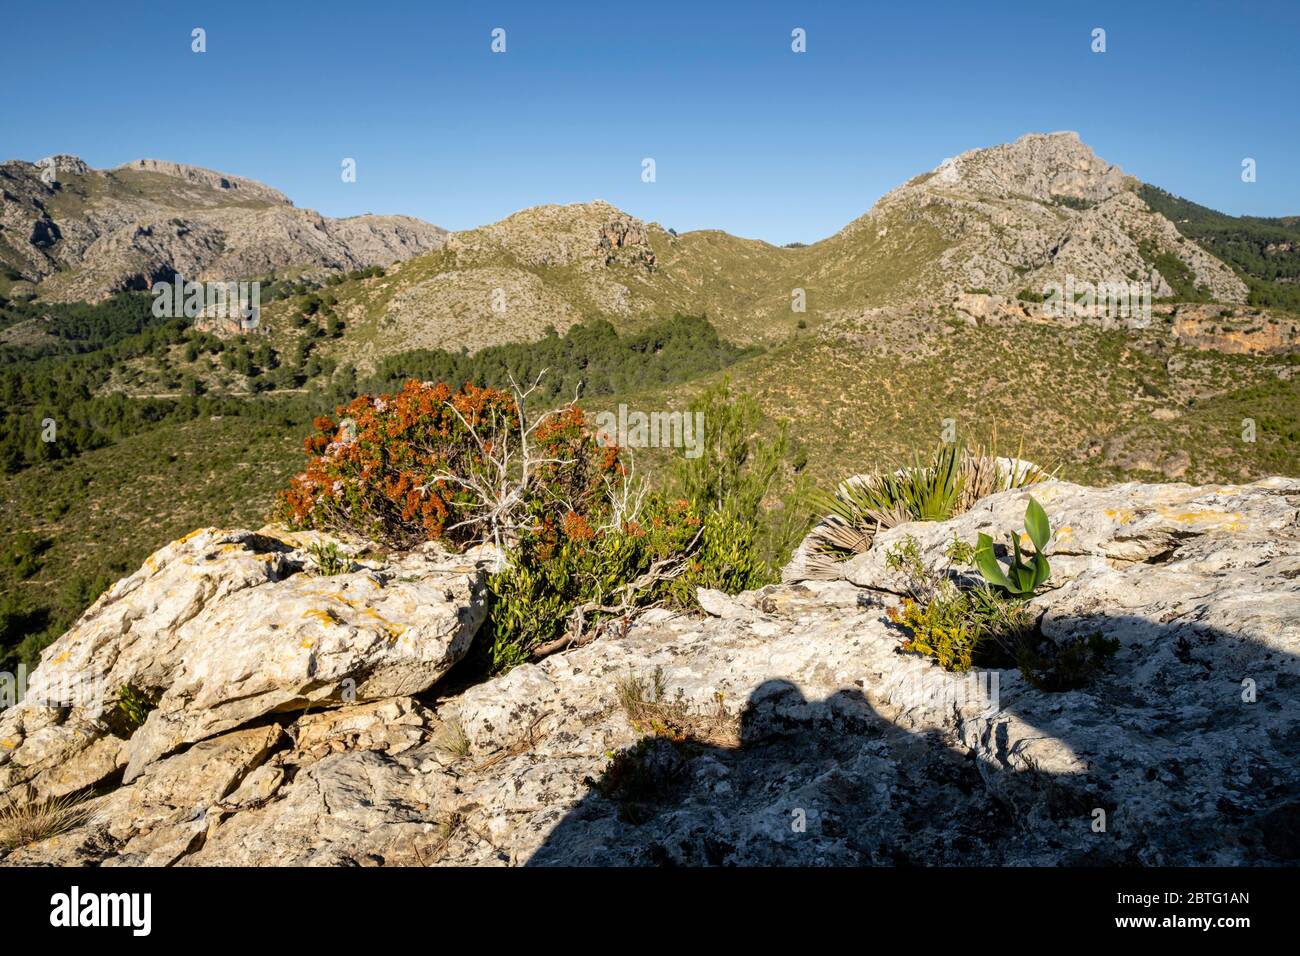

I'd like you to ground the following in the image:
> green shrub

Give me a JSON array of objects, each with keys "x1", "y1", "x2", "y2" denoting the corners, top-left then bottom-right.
[
  {"x1": 483, "y1": 501, "x2": 699, "y2": 673},
  {"x1": 478, "y1": 380, "x2": 802, "y2": 674},
  {"x1": 885, "y1": 535, "x2": 1035, "y2": 672},
  {"x1": 886, "y1": 523, "x2": 1116, "y2": 690},
  {"x1": 307, "y1": 541, "x2": 351, "y2": 576},
  {"x1": 481, "y1": 491, "x2": 775, "y2": 673},
  {"x1": 9, "y1": 532, "x2": 50, "y2": 580},
  {"x1": 112, "y1": 684, "x2": 157, "y2": 735},
  {"x1": 669, "y1": 378, "x2": 810, "y2": 574}
]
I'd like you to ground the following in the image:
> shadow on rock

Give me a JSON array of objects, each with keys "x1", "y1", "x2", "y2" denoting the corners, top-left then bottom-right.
[{"x1": 528, "y1": 611, "x2": 1300, "y2": 867}]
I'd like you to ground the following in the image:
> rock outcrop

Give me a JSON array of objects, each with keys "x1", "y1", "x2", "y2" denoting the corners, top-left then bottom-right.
[
  {"x1": 450, "y1": 200, "x2": 656, "y2": 273},
  {"x1": 3, "y1": 478, "x2": 1298, "y2": 866},
  {"x1": 0, "y1": 528, "x2": 491, "y2": 806}
]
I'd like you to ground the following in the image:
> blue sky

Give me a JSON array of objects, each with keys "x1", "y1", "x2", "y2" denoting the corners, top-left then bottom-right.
[{"x1": 3, "y1": 0, "x2": 1297, "y2": 244}]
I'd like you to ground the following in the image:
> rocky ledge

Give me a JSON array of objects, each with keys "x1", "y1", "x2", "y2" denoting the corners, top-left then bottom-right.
[{"x1": 3, "y1": 478, "x2": 1298, "y2": 866}]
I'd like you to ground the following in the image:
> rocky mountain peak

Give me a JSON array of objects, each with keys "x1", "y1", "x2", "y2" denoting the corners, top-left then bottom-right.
[
  {"x1": 451, "y1": 200, "x2": 655, "y2": 271},
  {"x1": 827, "y1": 131, "x2": 1245, "y2": 307},
  {"x1": 925, "y1": 130, "x2": 1126, "y2": 203},
  {"x1": 35, "y1": 154, "x2": 92, "y2": 177}
]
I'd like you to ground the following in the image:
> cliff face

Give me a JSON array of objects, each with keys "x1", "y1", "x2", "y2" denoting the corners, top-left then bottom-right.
[{"x1": 3, "y1": 477, "x2": 1298, "y2": 866}]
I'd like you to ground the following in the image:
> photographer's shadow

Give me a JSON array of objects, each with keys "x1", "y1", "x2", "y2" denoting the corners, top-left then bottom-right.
[{"x1": 527, "y1": 613, "x2": 1300, "y2": 866}]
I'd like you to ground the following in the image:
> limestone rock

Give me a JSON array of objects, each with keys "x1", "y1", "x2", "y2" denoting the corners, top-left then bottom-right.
[
  {"x1": 4, "y1": 478, "x2": 1298, "y2": 867},
  {"x1": 0, "y1": 528, "x2": 491, "y2": 801}
]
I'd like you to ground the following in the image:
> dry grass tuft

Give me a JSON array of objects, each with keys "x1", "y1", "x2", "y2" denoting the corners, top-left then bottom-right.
[
  {"x1": 0, "y1": 792, "x2": 94, "y2": 852},
  {"x1": 616, "y1": 667, "x2": 739, "y2": 748},
  {"x1": 431, "y1": 718, "x2": 471, "y2": 761}
]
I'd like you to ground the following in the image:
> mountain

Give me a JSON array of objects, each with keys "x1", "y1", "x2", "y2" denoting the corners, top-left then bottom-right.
[
  {"x1": 814, "y1": 130, "x2": 1247, "y2": 304},
  {"x1": 1138, "y1": 182, "x2": 1300, "y2": 310},
  {"x1": 269, "y1": 132, "x2": 1263, "y2": 373},
  {"x1": 1, "y1": 134, "x2": 1274, "y2": 353},
  {"x1": 0, "y1": 156, "x2": 448, "y2": 301}
]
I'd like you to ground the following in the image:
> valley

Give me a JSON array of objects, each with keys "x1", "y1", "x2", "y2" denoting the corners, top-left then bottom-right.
[{"x1": 1, "y1": 132, "x2": 1297, "y2": 673}]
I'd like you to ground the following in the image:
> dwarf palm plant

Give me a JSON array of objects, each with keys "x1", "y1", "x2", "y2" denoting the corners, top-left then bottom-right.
[{"x1": 801, "y1": 440, "x2": 1048, "y2": 578}]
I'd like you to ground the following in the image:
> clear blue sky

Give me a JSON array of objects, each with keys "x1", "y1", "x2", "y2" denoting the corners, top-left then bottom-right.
[{"x1": 3, "y1": 0, "x2": 1297, "y2": 245}]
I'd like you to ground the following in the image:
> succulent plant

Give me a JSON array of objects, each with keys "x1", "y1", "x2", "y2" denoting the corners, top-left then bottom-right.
[{"x1": 974, "y1": 496, "x2": 1052, "y2": 598}]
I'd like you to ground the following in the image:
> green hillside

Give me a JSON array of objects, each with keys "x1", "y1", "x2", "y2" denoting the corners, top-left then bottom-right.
[{"x1": 1139, "y1": 184, "x2": 1300, "y2": 309}]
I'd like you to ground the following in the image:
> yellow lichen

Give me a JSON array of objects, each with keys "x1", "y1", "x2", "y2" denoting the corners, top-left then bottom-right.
[
  {"x1": 1155, "y1": 507, "x2": 1245, "y2": 530},
  {"x1": 301, "y1": 608, "x2": 340, "y2": 627},
  {"x1": 305, "y1": 589, "x2": 360, "y2": 608}
]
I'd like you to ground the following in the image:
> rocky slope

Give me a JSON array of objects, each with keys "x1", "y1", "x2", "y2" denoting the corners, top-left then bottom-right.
[
  {"x1": 3, "y1": 477, "x2": 1297, "y2": 866},
  {"x1": 0, "y1": 156, "x2": 447, "y2": 300}
]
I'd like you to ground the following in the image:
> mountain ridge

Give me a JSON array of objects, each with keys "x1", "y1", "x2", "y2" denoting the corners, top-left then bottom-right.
[
  {"x1": 3, "y1": 132, "x2": 1287, "y2": 332},
  {"x1": 0, "y1": 155, "x2": 448, "y2": 302},
  {"x1": 240, "y1": 131, "x2": 1270, "y2": 370}
]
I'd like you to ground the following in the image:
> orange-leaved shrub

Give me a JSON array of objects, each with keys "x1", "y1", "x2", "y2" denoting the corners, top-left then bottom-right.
[
  {"x1": 278, "y1": 376, "x2": 801, "y2": 676},
  {"x1": 278, "y1": 379, "x2": 620, "y2": 550}
]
